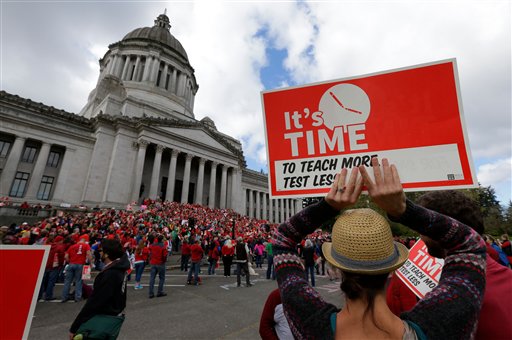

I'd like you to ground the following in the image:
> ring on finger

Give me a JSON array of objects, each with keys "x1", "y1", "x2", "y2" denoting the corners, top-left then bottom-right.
[{"x1": 337, "y1": 186, "x2": 346, "y2": 193}]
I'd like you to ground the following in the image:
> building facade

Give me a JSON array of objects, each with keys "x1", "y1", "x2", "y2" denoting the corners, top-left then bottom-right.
[{"x1": 0, "y1": 13, "x2": 301, "y2": 223}]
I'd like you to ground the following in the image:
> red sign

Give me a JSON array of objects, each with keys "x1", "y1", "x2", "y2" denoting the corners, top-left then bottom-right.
[
  {"x1": 261, "y1": 59, "x2": 477, "y2": 198},
  {"x1": 0, "y1": 245, "x2": 49, "y2": 339},
  {"x1": 395, "y1": 240, "x2": 444, "y2": 299}
]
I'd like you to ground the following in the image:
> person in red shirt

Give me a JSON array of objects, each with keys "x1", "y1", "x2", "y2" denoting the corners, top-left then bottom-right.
[
  {"x1": 187, "y1": 238, "x2": 204, "y2": 285},
  {"x1": 133, "y1": 240, "x2": 149, "y2": 290},
  {"x1": 180, "y1": 239, "x2": 191, "y2": 272},
  {"x1": 38, "y1": 235, "x2": 65, "y2": 301},
  {"x1": 61, "y1": 236, "x2": 93, "y2": 302},
  {"x1": 148, "y1": 234, "x2": 168, "y2": 298}
]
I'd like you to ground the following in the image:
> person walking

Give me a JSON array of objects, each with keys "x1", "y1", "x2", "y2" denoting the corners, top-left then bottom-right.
[
  {"x1": 187, "y1": 238, "x2": 204, "y2": 285},
  {"x1": 301, "y1": 239, "x2": 316, "y2": 287},
  {"x1": 62, "y1": 236, "x2": 93, "y2": 303},
  {"x1": 265, "y1": 238, "x2": 275, "y2": 280},
  {"x1": 235, "y1": 237, "x2": 252, "y2": 287},
  {"x1": 148, "y1": 235, "x2": 168, "y2": 298},
  {"x1": 221, "y1": 238, "x2": 234, "y2": 277},
  {"x1": 133, "y1": 240, "x2": 149, "y2": 290}
]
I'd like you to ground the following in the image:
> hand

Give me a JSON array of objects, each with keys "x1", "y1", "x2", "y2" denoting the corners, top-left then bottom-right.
[
  {"x1": 359, "y1": 157, "x2": 406, "y2": 218},
  {"x1": 325, "y1": 167, "x2": 363, "y2": 211}
]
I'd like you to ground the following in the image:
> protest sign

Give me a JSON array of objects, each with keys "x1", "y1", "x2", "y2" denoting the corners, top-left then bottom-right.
[
  {"x1": 261, "y1": 59, "x2": 477, "y2": 198},
  {"x1": 395, "y1": 240, "x2": 444, "y2": 299},
  {"x1": 0, "y1": 245, "x2": 50, "y2": 340}
]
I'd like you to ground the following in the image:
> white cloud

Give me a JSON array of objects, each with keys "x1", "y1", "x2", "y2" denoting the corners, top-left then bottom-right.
[
  {"x1": 477, "y1": 158, "x2": 512, "y2": 204},
  {"x1": 1, "y1": 1, "x2": 510, "y2": 203}
]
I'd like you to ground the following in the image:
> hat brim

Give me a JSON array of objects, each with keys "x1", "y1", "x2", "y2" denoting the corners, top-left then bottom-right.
[{"x1": 322, "y1": 241, "x2": 409, "y2": 275}]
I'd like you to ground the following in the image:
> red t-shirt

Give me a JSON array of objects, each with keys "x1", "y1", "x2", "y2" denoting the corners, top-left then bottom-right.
[
  {"x1": 67, "y1": 242, "x2": 91, "y2": 264},
  {"x1": 475, "y1": 257, "x2": 512, "y2": 340},
  {"x1": 134, "y1": 247, "x2": 149, "y2": 262},
  {"x1": 149, "y1": 243, "x2": 168, "y2": 265},
  {"x1": 190, "y1": 244, "x2": 204, "y2": 263}
]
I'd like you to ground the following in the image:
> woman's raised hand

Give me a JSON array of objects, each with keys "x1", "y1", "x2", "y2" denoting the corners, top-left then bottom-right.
[
  {"x1": 359, "y1": 157, "x2": 406, "y2": 218},
  {"x1": 325, "y1": 167, "x2": 363, "y2": 211}
]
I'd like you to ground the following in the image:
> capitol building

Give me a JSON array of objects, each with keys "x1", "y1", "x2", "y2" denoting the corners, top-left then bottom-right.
[{"x1": 0, "y1": 13, "x2": 301, "y2": 223}]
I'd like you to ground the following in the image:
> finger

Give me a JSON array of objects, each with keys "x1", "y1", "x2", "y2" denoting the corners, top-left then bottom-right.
[
  {"x1": 372, "y1": 157, "x2": 383, "y2": 185},
  {"x1": 351, "y1": 175, "x2": 364, "y2": 201},
  {"x1": 382, "y1": 158, "x2": 393, "y2": 184},
  {"x1": 328, "y1": 173, "x2": 340, "y2": 196},
  {"x1": 336, "y1": 168, "x2": 348, "y2": 190},
  {"x1": 390, "y1": 164, "x2": 402, "y2": 187},
  {"x1": 358, "y1": 164, "x2": 375, "y2": 191},
  {"x1": 345, "y1": 167, "x2": 359, "y2": 194}
]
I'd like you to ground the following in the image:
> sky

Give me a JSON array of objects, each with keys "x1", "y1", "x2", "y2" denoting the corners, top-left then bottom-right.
[{"x1": 1, "y1": 0, "x2": 511, "y2": 205}]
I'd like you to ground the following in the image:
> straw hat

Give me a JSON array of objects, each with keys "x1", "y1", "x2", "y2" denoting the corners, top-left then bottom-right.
[{"x1": 322, "y1": 209, "x2": 409, "y2": 275}]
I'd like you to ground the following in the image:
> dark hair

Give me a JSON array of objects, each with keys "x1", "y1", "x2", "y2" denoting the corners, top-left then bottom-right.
[
  {"x1": 340, "y1": 272, "x2": 388, "y2": 327},
  {"x1": 416, "y1": 190, "x2": 484, "y2": 235},
  {"x1": 101, "y1": 239, "x2": 124, "y2": 260}
]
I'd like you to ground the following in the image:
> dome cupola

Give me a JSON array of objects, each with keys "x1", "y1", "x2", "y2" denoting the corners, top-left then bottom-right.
[{"x1": 80, "y1": 12, "x2": 199, "y2": 121}]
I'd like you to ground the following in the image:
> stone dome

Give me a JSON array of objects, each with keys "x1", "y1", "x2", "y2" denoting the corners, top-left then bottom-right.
[{"x1": 122, "y1": 13, "x2": 188, "y2": 61}]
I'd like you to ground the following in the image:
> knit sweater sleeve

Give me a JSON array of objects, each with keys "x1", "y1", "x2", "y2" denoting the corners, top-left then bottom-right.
[
  {"x1": 392, "y1": 200, "x2": 486, "y2": 340},
  {"x1": 273, "y1": 199, "x2": 340, "y2": 340}
]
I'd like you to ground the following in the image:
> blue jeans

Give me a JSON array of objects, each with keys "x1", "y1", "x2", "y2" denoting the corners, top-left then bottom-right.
[
  {"x1": 266, "y1": 255, "x2": 275, "y2": 279},
  {"x1": 255, "y1": 255, "x2": 262, "y2": 268},
  {"x1": 134, "y1": 262, "x2": 145, "y2": 282},
  {"x1": 149, "y1": 264, "x2": 166, "y2": 296},
  {"x1": 305, "y1": 265, "x2": 315, "y2": 287},
  {"x1": 38, "y1": 268, "x2": 59, "y2": 300},
  {"x1": 188, "y1": 261, "x2": 201, "y2": 284},
  {"x1": 208, "y1": 259, "x2": 217, "y2": 275},
  {"x1": 62, "y1": 264, "x2": 83, "y2": 301}
]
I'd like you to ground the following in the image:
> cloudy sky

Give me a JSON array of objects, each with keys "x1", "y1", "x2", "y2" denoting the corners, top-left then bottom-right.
[{"x1": 1, "y1": 0, "x2": 511, "y2": 205}]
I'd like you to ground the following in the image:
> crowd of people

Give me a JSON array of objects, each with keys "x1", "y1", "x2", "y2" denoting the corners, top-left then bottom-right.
[{"x1": 1, "y1": 158, "x2": 511, "y2": 339}]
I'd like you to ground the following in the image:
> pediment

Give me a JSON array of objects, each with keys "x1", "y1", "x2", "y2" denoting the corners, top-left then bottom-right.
[{"x1": 156, "y1": 126, "x2": 231, "y2": 153}]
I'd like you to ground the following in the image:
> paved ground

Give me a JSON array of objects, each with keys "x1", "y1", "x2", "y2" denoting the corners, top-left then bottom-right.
[{"x1": 29, "y1": 254, "x2": 345, "y2": 339}]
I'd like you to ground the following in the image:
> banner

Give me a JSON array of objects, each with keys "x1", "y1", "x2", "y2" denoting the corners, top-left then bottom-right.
[
  {"x1": 261, "y1": 59, "x2": 477, "y2": 198},
  {"x1": 395, "y1": 240, "x2": 444, "y2": 299},
  {"x1": 0, "y1": 245, "x2": 50, "y2": 340}
]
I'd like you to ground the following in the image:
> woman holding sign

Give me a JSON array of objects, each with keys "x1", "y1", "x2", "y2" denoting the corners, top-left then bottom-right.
[{"x1": 272, "y1": 158, "x2": 486, "y2": 340}]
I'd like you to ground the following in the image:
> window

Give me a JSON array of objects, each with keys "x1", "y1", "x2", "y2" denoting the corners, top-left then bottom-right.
[
  {"x1": 9, "y1": 172, "x2": 30, "y2": 197},
  {"x1": 37, "y1": 176, "x2": 54, "y2": 200},
  {"x1": 21, "y1": 146, "x2": 37, "y2": 163},
  {"x1": 0, "y1": 141, "x2": 11, "y2": 158},
  {"x1": 47, "y1": 151, "x2": 61, "y2": 167}
]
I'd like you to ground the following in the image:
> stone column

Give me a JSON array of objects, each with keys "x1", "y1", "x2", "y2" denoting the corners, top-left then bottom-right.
[
  {"x1": 219, "y1": 164, "x2": 228, "y2": 209},
  {"x1": 150, "y1": 57, "x2": 160, "y2": 83},
  {"x1": 131, "y1": 139, "x2": 149, "y2": 202},
  {"x1": 208, "y1": 161, "x2": 217, "y2": 208},
  {"x1": 171, "y1": 68, "x2": 178, "y2": 94},
  {"x1": 110, "y1": 54, "x2": 119, "y2": 76},
  {"x1": 121, "y1": 55, "x2": 130, "y2": 80},
  {"x1": 160, "y1": 63, "x2": 168, "y2": 88},
  {"x1": 229, "y1": 168, "x2": 239, "y2": 211},
  {"x1": 149, "y1": 144, "x2": 164, "y2": 199},
  {"x1": 0, "y1": 136, "x2": 26, "y2": 196},
  {"x1": 248, "y1": 189, "x2": 254, "y2": 218},
  {"x1": 181, "y1": 154, "x2": 193, "y2": 204},
  {"x1": 195, "y1": 158, "x2": 206, "y2": 205},
  {"x1": 255, "y1": 191, "x2": 261, "y2": 219},
  {"x1": 52, "y1": 148, "x2": 73, "y2": 202},
  {"x1": 178, "y1": 74, "x2": 186, "y2": 96},
  {"x1": 262, "y1": 193, "x2": 267, "y2": 221},
  {"x1": 142, "y1": 56, "x2": 153, "y2": 81},
  {"x1": 25, "y1": 142, "x2": 52, "y2": 199},
  {"x1": 133, "y1": 56, "x2": 141, "y2": 81},
  {"x1": 166, "y1": 149, "x2": 179, "y2": 202}
]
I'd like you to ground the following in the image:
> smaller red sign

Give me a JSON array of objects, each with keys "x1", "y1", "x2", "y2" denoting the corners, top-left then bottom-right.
[
  {"x1": 395, "y1": 240, "x2": 444, "y2": 299},
  {"x1": 0, "y1": 246, "x2": 49, "y2": 340}
]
